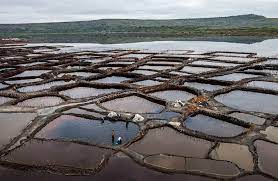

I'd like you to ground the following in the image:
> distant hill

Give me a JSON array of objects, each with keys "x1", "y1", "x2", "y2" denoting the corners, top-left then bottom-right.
[{"x1": 0, "y1": 14, "x2": 278, "y2": 43}]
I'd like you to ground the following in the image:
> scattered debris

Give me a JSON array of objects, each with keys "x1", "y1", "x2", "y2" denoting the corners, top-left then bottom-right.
[
  {"x1": 168, "y1": 121, "x2": 181, "y2": 127},
  {"x1": 172, "y1": 100, "x2": 186, "y2": 108},
  {"x1": 132, "y1": 114, "x2": 145, "y2": 122},
  {"x1": 108, "y1": 111, "x2": 118, "y2": 118}
]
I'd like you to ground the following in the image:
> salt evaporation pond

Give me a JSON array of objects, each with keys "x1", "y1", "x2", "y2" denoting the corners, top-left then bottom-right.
[
  {"x1": 184, "y1": 114, "x2": 245, "y2": 137},
  {"x1": 215, "y1": 91, "x2": 278, "y2": 114},
  {"x1": 36, "y1": 115, "x2": 139, "y2": 145}
]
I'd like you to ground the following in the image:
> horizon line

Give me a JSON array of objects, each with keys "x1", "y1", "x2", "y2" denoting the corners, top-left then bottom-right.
[{"x1": 0, "y1": 14, "x2": 274, "y2": 25}]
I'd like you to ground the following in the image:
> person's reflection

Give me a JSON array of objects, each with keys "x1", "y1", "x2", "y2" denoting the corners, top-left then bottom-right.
[{"x1": 126, "y1": 121, "x2": 129, "y2": 129}]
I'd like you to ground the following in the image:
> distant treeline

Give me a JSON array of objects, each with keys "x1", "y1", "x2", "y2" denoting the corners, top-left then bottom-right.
[{"x1": 0, "y1": 14, "x2": 278, "y2": 41}]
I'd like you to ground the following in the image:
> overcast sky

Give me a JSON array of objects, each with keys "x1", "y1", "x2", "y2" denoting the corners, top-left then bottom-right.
[{"x1": 0, "y1": 0, "x2": 277, "y2": 24}]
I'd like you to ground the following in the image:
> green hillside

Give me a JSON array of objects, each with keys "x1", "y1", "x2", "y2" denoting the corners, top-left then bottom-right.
[{"x1": 1, "y1": 14, "x2": 278, "y2": 42}]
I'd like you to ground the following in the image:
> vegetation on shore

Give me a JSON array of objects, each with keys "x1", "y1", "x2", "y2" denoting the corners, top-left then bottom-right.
[{"x1": 0, "y1": 14, "x2": 277, "y2": 42}]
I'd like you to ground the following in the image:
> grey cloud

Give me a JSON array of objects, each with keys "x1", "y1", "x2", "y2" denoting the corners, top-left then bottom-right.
[{"x1": 0, "y1": 0, "x2": 277, "y2": 23}]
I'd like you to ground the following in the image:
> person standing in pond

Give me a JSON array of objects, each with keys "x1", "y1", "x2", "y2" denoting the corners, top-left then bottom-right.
[
  {"x1": 112, "y1": 129, "x2": 115, "y2": 144},
  {"x1": 116, "y1": 137, "x2": 122, "y2": 145}
]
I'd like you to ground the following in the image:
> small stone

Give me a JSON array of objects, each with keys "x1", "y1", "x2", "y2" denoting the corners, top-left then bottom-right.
[
  {"x1": 169, "y1": 121, "x2": 181, "y2": 127},
  {"x1": 172, "y1": 102, "x2": 182, "y2": 108},
  {"x1": 172, "y1": 100, "x2": 185, "y2": 108},
  {"x1": 177, "y1": 100, "x2": 185, "y2": 106},
  {"x1": 133, "y1": 114, "x2": 144, "y2": 122},
  {"x1": 108, "y1": 111, "x2": 118, "y2": 118}
]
